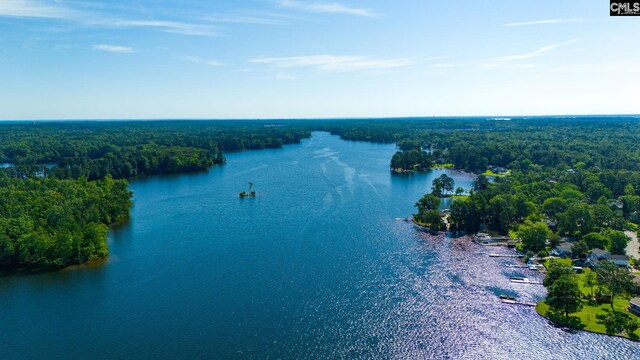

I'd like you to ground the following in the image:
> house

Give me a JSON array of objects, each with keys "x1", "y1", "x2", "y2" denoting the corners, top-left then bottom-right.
[
  {"x1": 629, "y1": 297, "x2": 640, "y2": 316},
  {"x1": 552, "y1": 242, "x2": 573, "y2": 257},
  {"x1": 589, "y1": 248, "x2": 610, "y2": 263},
  {"x1": 492, "y1": 166, "x2": 508, "y2": 174},
  {"x1": 604, "y1": 254, "x2": 630, "y2": 268}
]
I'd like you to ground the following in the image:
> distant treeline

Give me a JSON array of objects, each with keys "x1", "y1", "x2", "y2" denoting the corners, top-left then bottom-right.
[
  {"x1": 0, "y1": 121, "x2": 311, "y2": 270},
  {"x1": 0, "y1": 121, "x2": 310, "y2": 179},
  {"x1": 309, "y1": 117, "x2": 640, "y2": 173}
]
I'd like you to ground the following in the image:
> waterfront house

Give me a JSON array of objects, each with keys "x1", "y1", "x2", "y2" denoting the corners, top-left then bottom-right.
[
  {"x1": 630, "y1": 297, "x2": 640, "y2": 316},
  {"x1": 604, "y1": 254, "x2": 630, "y2": 268},
  {"x1": 589, "y1": 248, "x2": 610, "y2": 263},
  {"x1": 552, "y1": 242, "x2": 573, "y2": 257}
]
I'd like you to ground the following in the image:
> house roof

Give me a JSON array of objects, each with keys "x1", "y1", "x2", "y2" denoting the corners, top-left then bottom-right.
[
  {"x1": 591, "y1": 248, "x2": 609, "y2": 258},
  {"x1": 605, "y1": 254, "x2": 629, "y2": 261},
  {"x1": 631, "y1": 297, "x2": 640, "y2": 307},
  {"x1": 557, "y1": 242, "x2": 573, "y2": 251},
  {"x1": 633, "y1": 275, "x2": 640, "y2": 285}
]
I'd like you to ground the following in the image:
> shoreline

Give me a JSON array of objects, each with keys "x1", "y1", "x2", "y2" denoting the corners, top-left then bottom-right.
[{"x1": 409, "y1": 224, "x2": 640, "y2": 343}]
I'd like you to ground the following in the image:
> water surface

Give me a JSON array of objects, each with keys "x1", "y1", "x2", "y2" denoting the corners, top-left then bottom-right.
[{"x1": 1, "y1": 132, "x2": 638, "y2": 359}]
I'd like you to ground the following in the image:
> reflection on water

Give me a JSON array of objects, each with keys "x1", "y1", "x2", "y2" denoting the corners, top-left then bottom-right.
[{"x1": 0, "y1": 132, "x2": 638, "y2": 359}]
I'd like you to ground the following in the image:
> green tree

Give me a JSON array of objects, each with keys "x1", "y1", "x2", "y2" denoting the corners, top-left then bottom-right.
[
  {"x1": 519, "y1": 220, "x2": 550, "y2": 252},
  {"x1": 595, "y1": 260, "x2": 634, "y2": 312},
  {"x1": 583, "y1": 269, "x2": 597, "y2": 298},
  {"x1": 472, "y1": 174, "x2": 489, "y2": 192},
  {"x1": 415, "y1": 194, "x2": 441, "y2": 214},
  {"x1": 544, "y1": 259, "x2": 574, "y2": 287},
  {"x1": 546, "y1": 275, "x2": 583, "y2": 323},
  {"x1": 455, "y1": 187, "x2": 464, "y2": 196},
  {"x1": 605, "y1": 230, "x2": 630, "y2": 255},
  {"x1": 542, "y1": 197, "x2": 569, "y2": 220},
  {"x1": 558, "y1": 202, "x2": 594, "y2": 237},
  {"x1": 571, "y1": 240, "x2": 589, "y2": 260},
  {"x1": 583, "y1": 232, "x2": 607, "y2": 250},
  {"x1": 449, "y1": 198, "x2": 480, "y2": 233},
  {"x1": 431, "y1": 178, "x2": 443, "y2": 197},
  {"x1": 438, "y1": 174, "x2": 454, "y2": 196},
  {"x1": 415, "y1": 210, "x2": 444, "y2": 230},
  {"x1": 596, "y1": 311, "x2": 638, "y2": 336}
]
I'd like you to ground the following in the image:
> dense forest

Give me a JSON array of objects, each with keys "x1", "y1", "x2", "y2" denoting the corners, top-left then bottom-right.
[
  {"x1": 312, "y1": 117, "x2": 640, "y2": 172},
  {"x1": 0, "y1": 175, "x2": 131, "y2": 269},
  {"x1": 0, "y1": 121, "x2": 311, "y2": 270}
]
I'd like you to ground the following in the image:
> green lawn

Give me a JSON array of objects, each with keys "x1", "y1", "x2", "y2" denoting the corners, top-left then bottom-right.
[
  {"x1": 449, "y1": 195, "x2": 469, "y2": 200},
  {"x1": 434, "y1": 163, "x2": 454, "y2": 168},
  {"x1": 536, "y1": 267, "x2": 640, "y2": 340},
  {"x1": 482, "y1": 169, "x2": 511, "y2": 177}
]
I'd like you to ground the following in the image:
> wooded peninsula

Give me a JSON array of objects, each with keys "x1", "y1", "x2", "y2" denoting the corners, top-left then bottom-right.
[{"x1": 0, "y1": 121, "x2": 310, "y2": 271}]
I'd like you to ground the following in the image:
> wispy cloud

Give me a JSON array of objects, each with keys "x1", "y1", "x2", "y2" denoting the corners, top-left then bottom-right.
[
  {"x1": 185, "y1": 56, "x2": 224, "y2": 66},
  {"x1": 0, "y1": 0, "x2": 77, "y2": 18},
  {"x1": 277, "y1": 0, "x2": 376, "y2": 17},
  {"x1": 109, "y1": 20, "x2": 219, "y2": 37},
  {"x1": 1, "y1": 1, "x2": 219, "y2": 37},
  {"x1": 492, "y1": 39, "x2": 581, "y2": 63},
  {"x1": 206, "y1": 14, "x2": 286, "y2": 25},
  {"x1": 93, "y1": 44, "x2": 135, "y2": 53},
  {"x1": 426, "y1": 40, "x2": 580, "y2": 70},
  {"x1": 250, "y1": 55, "x2": 416, "y2": 72},
  {"x1": 504, "y1": 18, "x2": 583, "y2": 27}
]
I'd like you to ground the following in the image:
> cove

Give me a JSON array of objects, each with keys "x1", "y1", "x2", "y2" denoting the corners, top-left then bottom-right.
[{"x1": 0, "y1": 132, "x2": 638, "y2": 359}]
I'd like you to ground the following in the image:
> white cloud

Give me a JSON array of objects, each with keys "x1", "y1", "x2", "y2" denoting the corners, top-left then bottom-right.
[
  {"x1": 110, "y1": 20, "x2": 219, "y2": 37},
  {"x1": 0, "y1": 1, "x2": 219, "y2": 37},
  {"x1": 504, "y1": 18, "x2": 583, "y2": 27},
  {"x1": 492, "y1": 39, "x2": 581, "y2": 63},
  {"x1": 250, "y1": 55, "x2": 416, "y2": 72},
  {"x1": 277, "y1": 0, "x2": 375, "y2": 17},
  {"x1": 0, "y1": 0, "x2": 76, "y2": 18},
  {"x1": 206, "y1": 14, "x2": 286, "y2": 25},
  {"x1": 185, "y1": 56, "x2": 224, "y2": 66},
  {"x1": 93, "y1": 44, "x2": 135, "y2": 53}
]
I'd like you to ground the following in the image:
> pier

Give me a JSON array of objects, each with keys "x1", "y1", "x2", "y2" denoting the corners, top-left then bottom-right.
[
  {"x1": 500, "y1": 298, "x2": 537, "y2": 307},
  {"x1": 488, "y1": 253, "x2": 521, "y2": 258}
]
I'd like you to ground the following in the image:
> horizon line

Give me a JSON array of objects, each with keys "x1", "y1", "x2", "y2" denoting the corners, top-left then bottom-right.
[{"x1": 1, "y1": 113, "x2": 640, "y2": 122}]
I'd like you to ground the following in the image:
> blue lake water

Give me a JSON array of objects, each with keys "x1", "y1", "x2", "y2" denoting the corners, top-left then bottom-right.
[{"x1": 1, "y1": 132, "x2": 638, "y2": 358}]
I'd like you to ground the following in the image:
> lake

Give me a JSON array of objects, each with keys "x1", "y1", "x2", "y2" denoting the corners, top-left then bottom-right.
[{"x1": 1, "y1": 132, "x2": 638, "y2": 359}]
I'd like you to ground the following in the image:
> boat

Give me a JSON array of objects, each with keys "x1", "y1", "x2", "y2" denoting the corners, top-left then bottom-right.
[{"x1": 509, "y1": 277, "x2": 529, "y2": 283}]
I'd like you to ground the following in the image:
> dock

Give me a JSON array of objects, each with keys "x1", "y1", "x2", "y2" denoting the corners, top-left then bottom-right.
[
  {"x1": 500, "y1": 298, "x2": 537, "y2": 307},
  {"x1": 505, "y1": 264, "x2": 528, "y2": 268},
  {"x1": 488, "y1": 253, "x2": 521, "y2": 258},
  {"x1": 509, "y1": 277, "x2": 543, "y2": 285}
]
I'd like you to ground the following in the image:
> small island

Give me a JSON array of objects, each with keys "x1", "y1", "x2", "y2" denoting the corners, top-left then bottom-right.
[{"x1": 239, "y1": 182, "x2": 257, "y2": 198}]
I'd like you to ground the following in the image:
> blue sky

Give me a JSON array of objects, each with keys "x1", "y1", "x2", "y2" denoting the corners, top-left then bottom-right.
[{"x1": 0, "y1": 0, "x2": 638, "y2": 119}]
